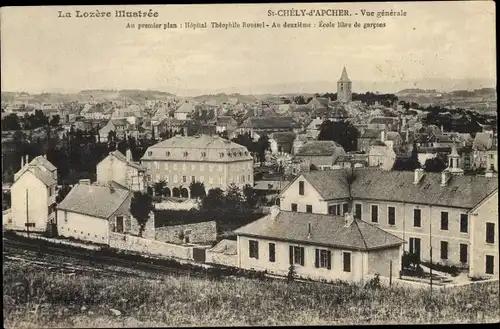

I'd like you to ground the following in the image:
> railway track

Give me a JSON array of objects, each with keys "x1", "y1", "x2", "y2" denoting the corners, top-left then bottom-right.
[{"x1": 3, "y1": 238, "x2": 213, "y2": 280}]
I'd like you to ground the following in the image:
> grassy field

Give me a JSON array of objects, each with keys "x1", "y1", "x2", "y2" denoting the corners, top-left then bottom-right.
[{"x1": 3, "y1": 261, "x2": 499, "y2": 327}]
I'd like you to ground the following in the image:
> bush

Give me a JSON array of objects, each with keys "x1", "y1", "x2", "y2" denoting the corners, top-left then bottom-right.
[
  {"x1": 421, "y1": 261, "x2": 460, "y2": 277},
  {"x1": 365, "y1": 273, "x2": 382, "y2": 289}
]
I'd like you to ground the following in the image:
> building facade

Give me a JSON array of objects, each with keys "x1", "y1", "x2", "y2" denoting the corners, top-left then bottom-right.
[
  {"x1": 140, "y1": 134, "x2": 254, "y2": 196},
  {"x1": 97, "y1": 150, "x2": 147, "y2": 192}
]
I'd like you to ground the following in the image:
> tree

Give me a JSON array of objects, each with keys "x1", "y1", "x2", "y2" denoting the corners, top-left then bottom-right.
[
  {"x1": 256, "y1": 135, "x2": 270, "y2": 163},
  {"x1": 153, "y1": 180, "x2": 167, "y2": 196},
  {"x1": 293, "y1": 95, "x2": 306, "y2": 105},
  {"x1": 55, "y1": 182, "x2": 72, "y2": 203},
  {"x1": 189, "y1": 181, "x2": 206, "y2": 199},
  {"x1": 1, "y1": 114, "x2": 21, "y2": 131},
  {"x1": 242, "y1": 184, "x2": 259, "y2": 209},
  {"x1": 393, "y1": 141, "x2": 421, "y2": 171},
  {"x1": 226, "y1": 184, "x2": 245, "y2": 211},
  {"x1": 129, "y1": 192, "x2": 154, "y2": 237},
  {"x1": 49, "y1": 115, "x2": 61, "y2": 127},
  {"x1": 317, "y1": 120, "x2": 359, "y2": 152},
  {"x1": 202, "y1": 188, "x2": 225, "y2": 210},
  {"x1": 424, "y1": 157, "x2": 447, "y2": 172}
]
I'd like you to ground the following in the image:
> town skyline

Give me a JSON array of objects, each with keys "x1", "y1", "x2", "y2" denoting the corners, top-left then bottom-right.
[{"x1": 1, "y1": 2, "x2": 496, "y2": 96}]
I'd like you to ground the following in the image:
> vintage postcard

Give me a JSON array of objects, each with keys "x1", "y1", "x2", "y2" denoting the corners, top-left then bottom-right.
[{"x1": 1, "y1": 2, "x2": 498, "y2": 327}]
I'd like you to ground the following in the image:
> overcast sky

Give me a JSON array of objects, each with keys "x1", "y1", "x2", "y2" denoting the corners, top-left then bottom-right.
[{"x1": 1, "y1": 2, "x2": 496, "y2": 95}]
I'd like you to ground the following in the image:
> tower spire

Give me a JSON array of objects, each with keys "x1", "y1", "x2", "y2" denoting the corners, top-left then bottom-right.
[{"x1": 339, "y1": 66, "x2": 350, "y2": 82}]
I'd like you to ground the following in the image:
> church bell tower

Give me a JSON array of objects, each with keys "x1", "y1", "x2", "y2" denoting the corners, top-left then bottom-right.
[{"x1": 337, "y1": 67, "x2": 352, "y2": 102}]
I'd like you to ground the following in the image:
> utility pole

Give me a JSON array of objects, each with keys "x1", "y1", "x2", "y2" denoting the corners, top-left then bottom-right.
[
  {"x1": 429, "y1": 205, "x2": 433, "y2": 294},
  {"x1": 26, "y1": 189, "x2": 30, "y2": 238}
]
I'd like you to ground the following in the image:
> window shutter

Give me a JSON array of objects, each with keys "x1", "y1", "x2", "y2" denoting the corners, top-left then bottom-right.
[
  {"x1": 255, "y1": 241, "x2": 259, "y2": 259},
  {"x1": 315, "y1": 249, "x2": 319, "y2": 268},
  {"x1": 300, "y1": 248, "x2": 305, "y2": 266},
  {"x1": 327, "y1": 250, "x2": 332, "y2": 270},
  {"x1": 289, "y1": 246, "x2": 293, "y2": 264}
]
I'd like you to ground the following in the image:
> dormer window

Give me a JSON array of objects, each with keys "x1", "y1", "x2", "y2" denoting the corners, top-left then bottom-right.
[
  {"x1": 239, "y1": 152, "x2": 242, "y2": 156},
  {"x1": 148, "y1": 151, "x2": 152, "y2": 156},
  {"x1": 228, "y1": 153, "x2": 232, "y2": 157},
  {"x1": 183, "y1": 152, "x2": 188, "y2": 157},
  {"x1": 166, "y1": 151, "x2": 170, "y2": 156},
  {"x1": 201, "y1": 152, "x2": 207, "y2": 157},
  {"x1": 244, "y1": 152, "x2": 248, "y2": 156},
  {"x1": 220, "y1": 153, "x2": 224, "y2": 158}
]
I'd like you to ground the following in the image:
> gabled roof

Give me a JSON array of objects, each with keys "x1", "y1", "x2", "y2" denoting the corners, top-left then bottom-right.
[
  {"x1": 208, "y1": 239, "x2": 237, "y2": 255},
  {"x1": 21, "y1": 166, "x2": 57, "y2": 186},
  {"x1": 239, "y1": 117, "x2": 297, "y2": 129},
  {"x1": 270, "y1": 132, "x2": 296, "y2": 144},
  {"x1": 369, "y1": 117, "x2": 399, "y2": 125},
  {"x1": 295, "y1": 140, "x2": 345, "y2": 157},
  {"x1": 108, "y1": 150, "x2": 145, "y2": 171},
  {"x1": 286, "y1": 168, "x2": 498, "y2": 209},
  {"x1": 360, "y1": 129, "x2": 382, "y2": 139},
  {"x1": 57, "y1": 183, "x2": 131, "y2": 219},
  {"x1": 29, "y1": 155, "x2": 57, "y2": 172},
  {"x1": 473, "y1": 132, "x2": 493, "y2": 151},
  {"x1": 176, "y1": 101, "x2": 195, "y2": 113},
  {"x1": 235, "y1": 210, "x2": 405, "y2": 251}
]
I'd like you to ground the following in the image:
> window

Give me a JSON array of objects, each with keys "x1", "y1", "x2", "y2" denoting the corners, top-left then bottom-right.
[
  {"x1": 182, "y1": 176, "x2": 187, "y2": 183},
  {"x1": 209, "y1": 177, "x2": 214, "y2": 184},
  {"x1": 191, "y1": 176, "x2": 195, "y2": 183},
  {"x1": 342, "y1": 203, "x2": 349, "y2": 215},
  {"x1": 291, "y1": 203, "x2": 298, "y2": 212},
  {"x1": 241, "y1": 175, "x2": 245, "y2": 183},
  {"x1": 218, "y1": 165, "x2": 223, "y2": 172},
  {"x1": 354, "y1": 204, "x2": 362, "y2": 219},
  {"x1": 440, "y1": 212, "x2": 449, "y2": 230},
  {"x1": 148, "y1": 151, "x2": 152, "y2": 156},
  {"x1": 164, "y1": 163, "x2": 169, "y2": 170},
  {"x1": 249, "y1": 240, "x2": 259, "y2": 259},
  {"x1": 289, "y1": 246, "x2": 305, "y2": 266},
  {"x1": 155, "y1": 162, "x2": 160, "y2": 170},
  {"x1": 116, "y1": 216, "x2": 124, "y2": 233},
  {"x1": 183, "y1": 151, "x2": 188, "y2": 157},
  {"x1": 220, "y1": 153, "x2": 224, "y2": 158},
  {"x1": 64, "y1": 211, "x2": 68, "y2": 223},
  {"x1": 486, "y1": 223, "x2": 495, "y2": 243},
  {"x1": 306, "y1": 205, "x2": 313, "y2": 213},
  {"x1": 440, "y1": 241, "x2": 448, "y2": 260},
  {"x1": 182, "y1": 164, "x2": 187, "y2": 171},
  {"x1": 49, "y1": 187, "x2": 53, "y2": 197},
  {"x1": 299, "y1": 181, "x2": 305, "y2": 195},
  {"x1": 343, "y1": 252, "x2": 351, "y2": 272},
  {"x1": 315, "y1": 249, "x2": 331, "y2": 269},
  {"x1": 200, "y1": 175, "x2": 204, "y2": 182},
  {"x1": 165, "y1": 151, "x2": 170, "y2": 156},
  {"x1": 388, "y1": 206, "x2": 396, "y2": 225},
  {"x1": 191, "y1": 164, "x2": 196, "y2": 171},
  {"x1": 201, "y1": 152, "x2": 206, "y2": 157},
  {"x1": 200, "y1": 164, "x2": 204, "y2": 172},
  {"x1": 269, "y1": 243, "x2": 275, "y2": 263},
  {"x1": 371, "y1": 205, "x2": 379, "y2": 223},
  {"x1": 413, "y1": 209, "x2": 421, "y2": 227},
  {"x1": 460, "y1": 214, "x2": 468, "y2": 233},
  {"x1": 409, "y1": 237, "x2": 421, "y2": 259},
  {"x1": 486, "y1": 255, "x2": 494, "y2": 274},
  {"x1": 460, "y1": 244, "x2": 468, "y2": 263},
  {"x1": 248, "y1": 175, "x2": 251, "y2": 182},
  {"x1": 173, "y1": 163, "x2": 177, "y2": 170},
  {"x1": 219, "y1": 176, "x2": 224, "y2": 185},
  {"x1": 173, "y1": 175, "x2": 178, "y2": 183},
  {"x1": 209, "y1": 165, "x2": 213, "y2": 172}
]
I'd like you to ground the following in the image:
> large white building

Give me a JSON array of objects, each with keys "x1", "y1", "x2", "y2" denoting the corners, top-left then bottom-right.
[{"x1": 141, "y1": 134, "x2": 254, "y2": 197}]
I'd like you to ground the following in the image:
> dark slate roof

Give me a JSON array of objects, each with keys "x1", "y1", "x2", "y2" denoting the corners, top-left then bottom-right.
[
  {"x1": 111, "y1": 118, "x2": 128, "y2": 126},
  {"x1": 57, "y1": 183, "x2": 131, "y2": 219},
  {"x1": 30, "y1": 155, "x2": 57, "y2": 172},
  {"x1": 360, "y1": 129, "x2": 382, "y2": 139},
  {"x1": 295, "y1": 140, "x2": 344, "y2": 156},
  {"x1": 235, "y1": 210, "x2": 405, "y2": 251},
  {"x1": 290, "y1": 168, "x2": 498, "y2": 209},
  {"x1": 239, "y1": 117, "x2": 297, "y2": 129},
  {"x1": 271, "y1": 132, "x2": 296, "y2": 144}
]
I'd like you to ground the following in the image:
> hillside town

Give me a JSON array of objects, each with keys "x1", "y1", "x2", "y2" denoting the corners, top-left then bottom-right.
[{"x1": 2, "y1": 67, "x2": 498, "y2": 288}]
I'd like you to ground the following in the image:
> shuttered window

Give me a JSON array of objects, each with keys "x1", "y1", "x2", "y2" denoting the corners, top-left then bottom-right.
[
  {"x1": 343, "y1": 252, "x2": 351, "y2": 272},
  {"x1": 315, "y1": 249, "x2": 331, "y2": 269},
  {"x1": 289, "y1": 246, "x2": 304, "y2": 266},
  {"x1": 269, "y1": 243, "x2": 275, "y2": 263}
]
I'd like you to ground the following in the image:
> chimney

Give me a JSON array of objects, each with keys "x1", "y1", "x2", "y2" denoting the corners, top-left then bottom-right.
[
  {"x1": 344, "y1": 212, "x2": 354, "y2": 227},
  {"x1": 269, "y1": 205, "x2": 280, "y2": 219},
  {"x1": 126, "y1": 149, "x2": 132, "y2": 162},
  {"x1": 381, "y1": 130, "x2": 386, "y2": 143},
  {"x1": 440, "y1": 169, "x2": 450, "y2": 186},
  {"x1": 413, "y1": 168, "x2": 424, "y2": 184},
  {"x1": 25, "y1": 154, "x2": 29, "y2": 166},
  {"x1": 21, "y1": 156, "x2": 24, "y2": 168},
  {"x1": 79, "y1": 179, "x2": 91, "y2": 185}
]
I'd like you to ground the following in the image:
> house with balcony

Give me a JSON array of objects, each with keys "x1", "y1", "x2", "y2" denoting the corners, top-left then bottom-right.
[{"x1": 277, "y1": 166, "x2": 498, "y2": 278}]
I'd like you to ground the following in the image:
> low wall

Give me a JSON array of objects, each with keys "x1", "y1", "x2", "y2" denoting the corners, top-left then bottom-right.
[
  {"x1": 155, "y1": 221, "x2": 217, "y2": 244},
  {"x1": 109, "y1": 232, "x2": 193, "y2": 260},
  {"x1": 154, "y1": 198, "x2": 200, "y2": 211},
  {"x1": 206, "y1": 251, "x2": 238, "y2": 267}
]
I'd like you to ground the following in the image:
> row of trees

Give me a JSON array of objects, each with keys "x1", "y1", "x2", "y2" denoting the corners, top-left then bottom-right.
[
  {"x1": 2, "y1": 111, "x2": 61, "y2": 131},
  {"x1": 317, "y1": 120, "x2": 359, "y2": 152},
  {"x1": 231, "y1": 132, "x2": 270, "y2": 163}
]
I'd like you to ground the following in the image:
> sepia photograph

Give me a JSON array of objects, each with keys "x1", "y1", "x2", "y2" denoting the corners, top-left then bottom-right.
[{"x1": 1, "y1": 1, "x2": 498, "y2": 327}]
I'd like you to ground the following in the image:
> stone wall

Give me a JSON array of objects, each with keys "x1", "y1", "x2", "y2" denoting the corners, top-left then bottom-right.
[
  {"x1": 109, "y1": 232, "x2": 193, "y2": 260},
  {"x1": 155, "y1": 221, "x2": 217, "y2": 244},
  {"x1": 206, "y1": 250, "x2": 238, "y2": 267}
]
